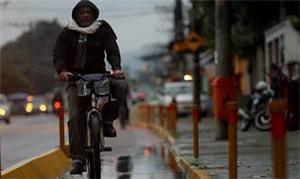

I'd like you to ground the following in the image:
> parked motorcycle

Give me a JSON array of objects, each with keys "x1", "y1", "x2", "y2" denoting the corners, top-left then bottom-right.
[{"x1": 238, "y1": 81, "x2": 273, "y2": 131}]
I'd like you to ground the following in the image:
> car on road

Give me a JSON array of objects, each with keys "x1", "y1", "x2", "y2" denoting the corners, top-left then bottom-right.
[
  {"x1": 7, "y1": 92, "x2": 29, "y2": 115},
  {"x1": 0, "y1": 94, "x2": 11, "y2": 124},
  {"x1": 25, "y1": 96, "x2": 49, "y2": 114},
  {"x1": 159, "y1": 81, "x2": 209, "y2": 116}
]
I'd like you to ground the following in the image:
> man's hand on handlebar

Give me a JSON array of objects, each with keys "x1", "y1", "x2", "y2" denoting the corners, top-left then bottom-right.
[
  {"x1": 58, "y1": 70, "x2": 124, "y2": 81},
  {"x1": 58, "y1": 71, "x2": 73, "y2": 81},
  {"x1": 112, "y1": 70, "x2": 125, "y2": 79}
]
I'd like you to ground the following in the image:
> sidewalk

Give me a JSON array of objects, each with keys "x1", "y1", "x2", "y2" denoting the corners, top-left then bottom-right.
[{"x1": 171, "y1": 117, "x2": 300, "y2": 179}]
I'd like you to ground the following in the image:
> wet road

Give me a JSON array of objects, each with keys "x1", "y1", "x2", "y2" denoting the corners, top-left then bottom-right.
[
  {"x1": 0, "y1": 113, "x2": 62, "y2": 169},
  {"x1": 61, "y1": 124, "x2": 183, "y2": 179},
  {"x1": 0, "y1": 114, "x2": 182, "y2": 178}
]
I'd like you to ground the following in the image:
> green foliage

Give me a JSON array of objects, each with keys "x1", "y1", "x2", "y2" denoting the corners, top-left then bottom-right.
[
  {"x1": 0, "y1": 19, "x2": 62, "y2": 94},
  {"x1": 0, "y1": 62, "x2": 33, "y2": 94},
  {"x1": 290, "y1": 16, "x2": 300, "y2": 31},
  {"x1": 192, "y1": 0, "x2": 300, "y2": 59},
  {"x1": 192, "y1": 0, "x2": 215, "y2": 48}
]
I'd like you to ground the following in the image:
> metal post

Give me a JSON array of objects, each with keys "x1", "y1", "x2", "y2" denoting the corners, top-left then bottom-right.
[
  {"x1": 192, "y1": 50, "x2": 201, "y2": 159},
  {"x1": 167, "y1": 102, "x2": 177, "y2": 134},
  {"x1": 150, "y1": 105, "x2": 155, "y2": 124},
  {"x1": 160, "y1": 142, "x2": 165, "y2": 161},
  {"x1": 146, "y1": 105, "x2": 151, "y2": 124},
  {"x1": 159, "y1": 105, "x2": 165, "y2": 128},
  {"x1": 139, "y1": 105, "x2": 143, "y2": 123},
  {"x1": 270, "y1": 99, "x2": 287, "y2": 179},
  {"x1": 189, "y1": 0, "x2": 202, "y2": 160},
  {"x1": 192, "y1": 105, "x2": 199, "y2": 159},
  {"x1": 227, "y1": 101, "x2": 237, "y2": 179},
  {"x1": 58, "y1": 108, "x2": 66, "y2": 155}
]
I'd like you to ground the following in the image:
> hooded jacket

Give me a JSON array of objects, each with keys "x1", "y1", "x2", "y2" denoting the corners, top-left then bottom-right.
[
  {"x1": 53, "y1": 0, "x2": 121, "y2": 74},
  {"x1": 72, "y1": 0, "x2": 99, "y2": 22}
]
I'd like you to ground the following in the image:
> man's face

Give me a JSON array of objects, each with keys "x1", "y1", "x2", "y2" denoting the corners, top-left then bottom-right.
[{"x1": 76, "y1": 7, "x2": 95, "y2": 27}]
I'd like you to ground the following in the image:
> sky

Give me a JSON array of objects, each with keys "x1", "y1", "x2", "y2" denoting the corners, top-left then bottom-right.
[{"x1": 0, "y1": 0, "x2": 177, "y2": 73}]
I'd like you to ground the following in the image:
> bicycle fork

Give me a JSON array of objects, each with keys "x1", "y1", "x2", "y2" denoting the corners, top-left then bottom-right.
[{"x1": 86, "y1": 93, "x2": 112, "y2": 152}]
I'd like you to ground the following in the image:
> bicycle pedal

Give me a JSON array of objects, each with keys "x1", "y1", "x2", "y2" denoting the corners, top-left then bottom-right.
[{"x1": 103, "y1": 146, "x2": 112, "y2": 152}]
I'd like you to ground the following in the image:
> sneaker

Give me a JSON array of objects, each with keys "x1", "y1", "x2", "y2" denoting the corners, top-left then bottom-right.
[
  {"x1": 103, "y1": 123, "x2": 117, "y2": 137},
  {"x1": 70, "y1": 159, "x2": 85, "y2": 175}
]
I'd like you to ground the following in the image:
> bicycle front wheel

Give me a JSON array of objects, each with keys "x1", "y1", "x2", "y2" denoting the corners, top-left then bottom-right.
[
  {"x1": 87, "y1": 150, "x2": 101, "y2": 179},
  {"x1": 88, "y1": 112, "x2": 102, "y2": 179}
]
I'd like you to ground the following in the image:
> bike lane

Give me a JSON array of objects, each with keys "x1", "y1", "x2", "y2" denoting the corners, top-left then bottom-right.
[{"x1": 60, "y1": 122, "x2": 184, "y2": 179}]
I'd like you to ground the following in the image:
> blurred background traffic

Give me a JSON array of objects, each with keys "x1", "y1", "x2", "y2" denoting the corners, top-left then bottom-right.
[
  {"x1": 0, "y1": 0, "x2": 299, "y2": 126},
  {"x1": 0, "y1": 2, "x2": 299, "y2": 178}
]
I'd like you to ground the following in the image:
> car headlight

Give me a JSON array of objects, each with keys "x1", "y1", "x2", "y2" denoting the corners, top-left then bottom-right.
[
  {"x1": 26, "y1": 103, "x2": 33, "y2": 113},
  {"x1": 0, "y1": 108, "x2": 6, "y2": 116},
  {"x1": 39, "y1": 104, "x2": 47, "y2": 112}
]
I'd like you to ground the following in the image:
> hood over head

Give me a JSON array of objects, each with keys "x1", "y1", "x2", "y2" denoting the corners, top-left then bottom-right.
[{"x1": 72, "y1": 0, "x2": 99, "y2": 22}]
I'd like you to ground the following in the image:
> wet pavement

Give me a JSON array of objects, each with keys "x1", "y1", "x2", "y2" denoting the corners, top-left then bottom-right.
[
  {"x1": 172, "y1": 117, "x2": 300, "y2": 179},
  {"x1": 60, "y1": 121, "x2": 184, "y2": 179}
]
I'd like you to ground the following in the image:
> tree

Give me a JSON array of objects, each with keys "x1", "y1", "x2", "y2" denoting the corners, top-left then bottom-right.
[
  {"x1": 0, "y1": 62, "x2": 33, "y2": 94},
  {"x1": 0, "y1": 19, "x2": 62, "y2": 94},
  {"x1": 192, "y1": 0, "x2": 300, "y2": 59}
]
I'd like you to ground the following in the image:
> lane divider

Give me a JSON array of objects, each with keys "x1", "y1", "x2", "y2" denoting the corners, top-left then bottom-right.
[{"x1": 1, "y1": 148, "x2": 70, "y2": 179}]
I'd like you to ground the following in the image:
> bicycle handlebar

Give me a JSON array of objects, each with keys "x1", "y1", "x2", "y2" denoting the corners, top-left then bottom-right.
[{"x1": 67, "y1": 72, "x2": 125, "y2": 82}]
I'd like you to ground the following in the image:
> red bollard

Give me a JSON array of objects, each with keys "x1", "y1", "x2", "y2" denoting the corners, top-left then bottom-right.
[
  {"x1": 270, "y1": 99, "x2": 287, "y2": 179},
  {"x1": 227, "y1": 101, "x2": 238, "y2": 179},
  {"x1": 146, "y1": 105, "x2": 151, "y2": 124},
  {"x1": 150, "y1": 105, "x2": 155, "y2": 124},
  {"x1": 167, "y1": 102, "x2": 177, "y2": 133},
  {"x1": 192, "y1": 105, "x2": 200, "y2": 159},
  {"x1": 159, "y1": 105, "x2": 165, "y2": 128},
  {"x1": 58, "y1": 108, "x2": 67, "y2": 155},
  {"x1": 139, "y1": 105, "x2": 143, "y2": 123}
]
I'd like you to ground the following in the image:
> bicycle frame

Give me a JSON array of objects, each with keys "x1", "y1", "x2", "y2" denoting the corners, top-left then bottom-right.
[{"x1": 70, "y1": 73, "x2": 113, "y2": 178}]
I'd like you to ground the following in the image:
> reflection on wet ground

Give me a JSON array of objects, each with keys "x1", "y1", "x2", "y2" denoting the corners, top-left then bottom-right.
[
  {"x1": 101, "y1": 144, "x2": 184, "y2": 179},
  {"x1": 116, "y1": 155, "x2": 133, "y2": 179},
  {"x1": 61, "y1": 143, "x2": 184, "y2": 179}
]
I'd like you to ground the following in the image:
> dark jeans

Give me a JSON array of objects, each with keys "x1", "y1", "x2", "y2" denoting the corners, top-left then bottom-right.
[{"x1": 67, "y1": 79, "x2": 128, "y2": 161}]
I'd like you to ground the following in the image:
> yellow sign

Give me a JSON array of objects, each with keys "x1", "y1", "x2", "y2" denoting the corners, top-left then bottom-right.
[
  {"x1": 172, "y1": 32, "x2": 205, "y2": 53},
  {"x1": 186, "y1": 31, "x2": 204, "y2": 52},
  {"x1": 172, "y1": 41, "x2": 190, "y2": 53}
]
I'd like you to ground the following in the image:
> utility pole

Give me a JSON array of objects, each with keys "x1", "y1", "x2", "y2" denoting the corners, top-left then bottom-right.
[
  {"x1": 191, "y1": 0, "x2": 201, "y2": 159},
  {"x1": 174, "y1": 0, "x2": 185, "y2": 78},
  {"x1": 174, "y1": 0, "x2": 184, "y2": 41},
  {"x1": 215, "y1": 0, "x2": 233, "y2": 140}
]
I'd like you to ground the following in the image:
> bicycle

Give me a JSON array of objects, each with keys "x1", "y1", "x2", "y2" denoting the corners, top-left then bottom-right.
[{"x1": 69, "y1": 73, "x2": 121, "y2": 179}]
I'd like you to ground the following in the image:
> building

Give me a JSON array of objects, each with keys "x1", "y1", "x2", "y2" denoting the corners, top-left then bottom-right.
[{"x1": 264, "y1": 17, "x2": 300, "y2": 77}]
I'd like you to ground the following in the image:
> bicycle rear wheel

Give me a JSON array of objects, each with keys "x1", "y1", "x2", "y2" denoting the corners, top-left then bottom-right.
[{"x1": 88, "y1": 112, "x2": 103, "y2": 179}]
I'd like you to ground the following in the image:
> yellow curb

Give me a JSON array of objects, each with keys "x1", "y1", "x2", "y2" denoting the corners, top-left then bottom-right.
[
  {"x1": 177, "y1": 156, "x2": 212, "y2": 179},
  {"x1": 2, "y1": 148, "x2": 70, "y2": 179},
  {"x1": 138, "y1": 121, "x2": 212, "y2": 179},
  {"x1": 168, "y1": 148, "x2": 179, "y2": 174}
]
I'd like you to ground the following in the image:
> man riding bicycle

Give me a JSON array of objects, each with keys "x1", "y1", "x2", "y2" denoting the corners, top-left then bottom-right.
[{"x1": 53, "y1": 0, "x2": 126, "y2": 174}]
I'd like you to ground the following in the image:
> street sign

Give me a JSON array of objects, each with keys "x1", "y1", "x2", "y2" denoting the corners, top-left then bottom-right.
[
  {"x1": 172, "y1": 41, "x2": 190, "y2": 53},
  {"x1": 186, "y1": 31, "x2": 204, "y2": 52}
]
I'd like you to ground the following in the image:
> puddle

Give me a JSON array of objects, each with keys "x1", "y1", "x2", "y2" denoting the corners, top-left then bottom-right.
[{"x1": 61, "y1": 143, "x2": 185, "y2": 179}]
